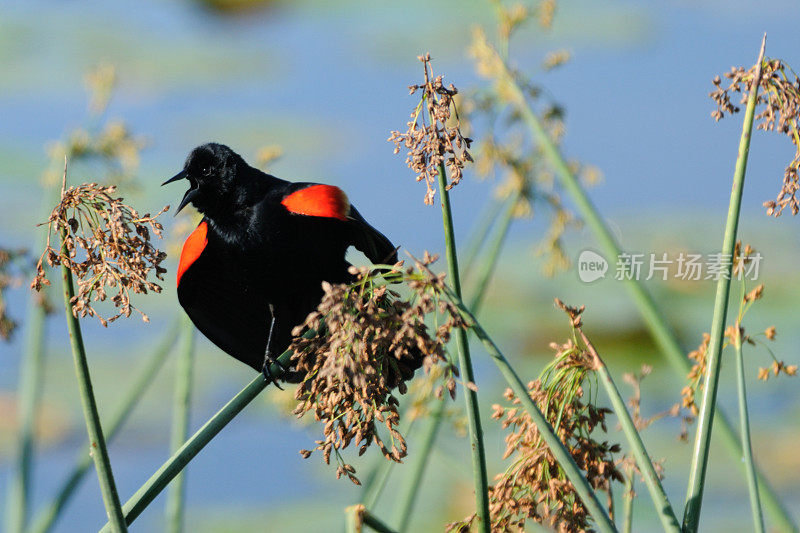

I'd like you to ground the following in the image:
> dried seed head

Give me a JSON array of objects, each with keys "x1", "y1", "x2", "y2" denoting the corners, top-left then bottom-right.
[
  {"x1": 291, "y1": 256, "x2": 462, "y2": 483},
  {"x1": 466, "y1": 28, "x2": 590, "y2": 277},
  {"x1": 680, "y1": 333, "x2": 711, "y2": 416},
  {"x1": 710, "y1": 59, "x2": 800, "y2": 216},
  {"x1": 542, "y1": 49, "x2": 571, "y2": 71},
  {"x1": 254, "y1": 145, "x2": 283, "y2": 172},
  {"x1": 471, "y1": 302, "x2": 623, "y2": 532},
  {"x1": 31, "y1": 169, "x2": 168, "y2": 326},
  {"x1": 388, "y1": 54, "x2": 472, "y2": 205},
  {"x1": 0, "y1": 247, "x2": 29, "y2": 341}
]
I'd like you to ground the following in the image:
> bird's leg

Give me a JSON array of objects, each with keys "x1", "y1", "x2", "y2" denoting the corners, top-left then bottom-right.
[{"x1": 261, "y1": 304, "x2": 290, "y2": 388}]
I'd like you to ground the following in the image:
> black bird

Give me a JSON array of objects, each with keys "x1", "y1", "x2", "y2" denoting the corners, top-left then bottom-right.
[{"x1": 163, "y1": 143, "x2": 398, "y2": 381}]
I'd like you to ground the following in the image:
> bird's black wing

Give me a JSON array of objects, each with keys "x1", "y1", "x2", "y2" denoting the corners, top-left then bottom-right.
[{"x1": 281, "y1": 182, "x2": 398, "y2": 265}]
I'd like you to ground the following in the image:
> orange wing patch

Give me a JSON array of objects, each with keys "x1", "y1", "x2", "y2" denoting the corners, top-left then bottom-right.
[
  {"x1": 177, "y1": 221, "x2": 208, "y2": 286},
  {"x1": 281, "y1": 184, "x2": 350, "y2": 221}
]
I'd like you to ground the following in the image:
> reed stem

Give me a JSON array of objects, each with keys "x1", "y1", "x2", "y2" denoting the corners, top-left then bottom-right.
[
  {"x1": 394, "y1": 399, "x2": 447, "y2": 532},
  {"x1": 579, "y1": 330, "x2": 680, "y2": 532},
  {"x1": 27, "y1": 319, "x2": 180, "y2": 533},
  {"x1": 733, "y1": 325, "x2": 765, "y2": 533},
  {"x1": 683, "y1": 36, "x2": 766, "y2": 533},
  {"x1": 98, "y1": 331, "x2": 312, "y2": 531},
  {"x1": 489, "y1": 37, "x2": 795, "y2": 533},
  {"x1": 166, "y1": 318, "x2": 196, "y2": 533},
  {"x1": 434, "y1": 162, "x2": 490, "y2": 532},
  {"x1": 59, "y1": 233, "x2": 127, "y2": 532},
  {"x1": 446, "y1": 289, "x2": 617, "y2": 533}
]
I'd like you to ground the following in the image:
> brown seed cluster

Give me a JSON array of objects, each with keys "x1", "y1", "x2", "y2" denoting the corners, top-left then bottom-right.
[
  {"x1": 44, "y1": 121, "x2": 145, "y2": 191},
  {"x1": 758, "y1": 360, "x2": 797, "y2": 381},
  {"x1": 679, "y1": 243, "x2": 795, "y2": 420},
  {"x1": 482, "y1": 379, "x2": 621, "y2": 532},
  {"x1": 42, "y1": 65, "x2": 145, "y2": 193},
  {"x1": 32, "y1": 173, "x2": 168, "y2": 326},
  {"x1": 452, "y1": 303, "x2": 622, "y2": 532},
  {"x1": 0, "y1": 248, "x2": 28, "y2": 341},
  {"x1": 618, "y1": 367, "x2": 672, "y2": 481},
  {"x1": 388, "y1": 54, "x2": 473, "y2": 205},
  {"x1": 679, "y1": 333, "x2": 710, "y2": 418},
  {"x1": 710, "y1": 59, "x2": 800, "y2": 216},
  {"x1": 254, "y1": 144, "x2": 283, "y2": 171},
  {"x1": 290, "y1": 256, "x2": 462, "y2": 484},
  {"x1": 542, "y1": 49, "x2": 571, "y2": 71},
  {"x1": 467, "y1": 27, "x2": 598, "y2": 277},
  {"x1": 623, "y1": 365, "x2": 680, "y2": 433}
]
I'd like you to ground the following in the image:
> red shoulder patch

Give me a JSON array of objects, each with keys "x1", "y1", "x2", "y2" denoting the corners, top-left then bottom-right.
[
  {"x1": 177, "y1": 221, "x2": 208, "y2": 286},
  {"x1": 281, "y1": 184, "x2": 350, "y2": 221}
]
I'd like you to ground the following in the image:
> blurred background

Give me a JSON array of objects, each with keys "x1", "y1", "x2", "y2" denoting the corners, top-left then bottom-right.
[{"x1": 1, "y1": 0, "x2": 799, "y2": 531}]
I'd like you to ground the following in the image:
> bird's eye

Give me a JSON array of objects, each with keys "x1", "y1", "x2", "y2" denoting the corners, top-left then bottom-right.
[{"x1": 201, "y1": 166, "x2": 210, "y2": 175}]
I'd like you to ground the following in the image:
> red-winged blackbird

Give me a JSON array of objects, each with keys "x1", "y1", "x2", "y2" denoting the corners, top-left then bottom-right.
[{"x1": 163, "y1": 143, "x2": 398, "y2": 382}]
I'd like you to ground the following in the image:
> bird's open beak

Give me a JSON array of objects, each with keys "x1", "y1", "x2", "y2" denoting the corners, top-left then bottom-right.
[
  {"x1": 162, "y1": 169, "x2": 187, "y2": 186},
  {"x1": 162, "y1": 170, "x2": 198, "y2": 216}
]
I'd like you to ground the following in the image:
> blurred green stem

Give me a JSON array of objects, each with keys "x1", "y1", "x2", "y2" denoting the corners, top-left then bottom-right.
[
  {"x1": 468, "y1": 195, "x2": 516, "y2": 314},
  {"x1": 98, "y1": 332, "x2": 312, "y2": 532},
  {"x1": 622, "y1": 474, "x2": 634, "y2": 533},
  {"x1": 462, "y1": 198, "x2": 503, "y2": 279},
  {"x1": 733, "y1": 326, "x2": 765, "y2": 533},
  {"x1": 579, "y1": 330, "x2": 680, "y2": 532},
  {"x1": 59, "y1": 232, "x2": 127, "y2": 532},
  {"x1": 393, "y1": 399, "x2": 447, "y2": 532},
  {"x1": 6, "y1": 280, "x2": 48, "y2": 533},
  {"x1": 6, "y1": 188, "x2": 59, "y2": 533},
  {"x1": 490, "y1": 37, "x2": 795, "y2": 533},
  {"x1": 434, "y1": 161, "x2": 490, "y2": 532},
  {"x1": 683, "y1": 37, "x2": 766, "y2": 533},
  {"x1": 446, "y1": 289, "x2": 617, "y2": 533},
  {"x1": 166, "y1": 318, "x2": 196, "y2": 533},
  {"x1": 386, "y1": 194, "x2": 515, "y2": 529},
  {"x1": 27, "y1": 319, "x2": 180, "y2": 533},
  {"x1": 360, "y1": 416, "x2": 416, "y2": 510},
  {"x1": 345, "y1": 505, "x2": 397, "y2": 533},
  {"x1": 364, "y1": 192, "x2": 511, "y2": 526}
]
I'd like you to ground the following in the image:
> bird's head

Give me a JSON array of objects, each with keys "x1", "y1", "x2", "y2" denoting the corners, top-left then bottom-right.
[{"x1": 163, "y1": 143, "x2": 247, "y2": 216}]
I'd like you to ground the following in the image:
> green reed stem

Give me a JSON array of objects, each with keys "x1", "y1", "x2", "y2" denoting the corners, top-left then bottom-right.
[
  {"x1": 360, "y1": 416, "x2": 416, "y2": 510},
  {"x1": 27, "y1": 319, "x2": 180, "y2": 533},
  {"x1": 6, "y1": 188, "x2": 60, "y2": 533},
  {"x1": 366, "y1": 193, "x2": 512, "y2": 526},
  {"x1": 166, "y1": 319, "x2": 196, "y2": 533},
  {"x1": 435, "y1": 162, "x2": 490, "y2": 532},
  {"x1": 394, "y1": 399, "x2": 447, "y2": 532},
  {"x1": 462, "y1": 198, "x2": 504, "y2": 279},
  {"x1": 98, "y1": 333, "x2": 311, "y2": 532},
  {"x1": 345, "y1": 505, "x2": 398, "y2": 533},
  {"x1": 381, "y1": 198, "x2": 513, "y2": 529},
  {"x1": 683, "y1": 37, "x2": 766, "y2": 533},
  {"x1": 580, "y1": 331, "x2": 680, "y2": 532},
  {"x1": 363, "y1": 512, "x2": 397, "y2": 533},
  {"x1": 59, "y1": 237, "x2": 127, "y2": 532},
  {"x1": 468, "y1": 195, "x2": 515, "y2": 314},
  {"x1": 6, "y1": 284, "x2": 48, "y2": 533},
  {"x1": 490, "y1": 39, "x2": 796, "y2": 533},
  {"x1": 622, "y1": 474, "x2": 634, "y2": 533},
  {"x1": 446, "y1": 290, "x2": 617, "y2": 533},
  {"x1": 733, "y1": 328, "x2": 765, "y2": 533}
]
